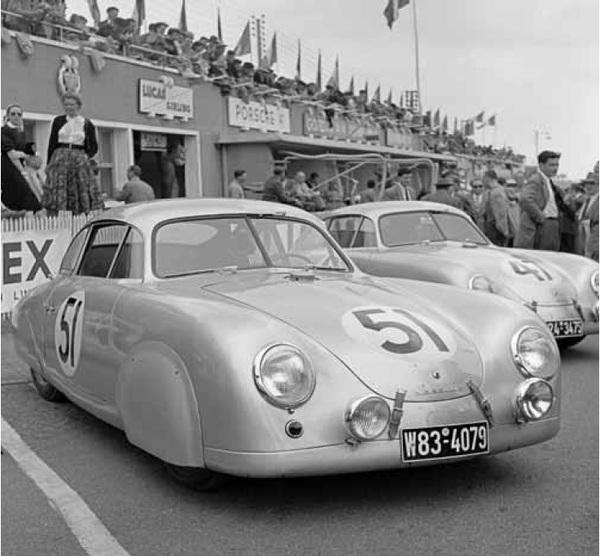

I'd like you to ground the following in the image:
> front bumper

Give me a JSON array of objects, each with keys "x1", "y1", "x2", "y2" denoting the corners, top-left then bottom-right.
[{"x1": 204, "y1": 417, "x2": 559, "y2": 478}]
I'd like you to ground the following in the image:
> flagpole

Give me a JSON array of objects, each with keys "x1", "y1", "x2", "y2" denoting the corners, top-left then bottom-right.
[{"x1": 412, "y1": 0, "x2": 422, "y2": 110}]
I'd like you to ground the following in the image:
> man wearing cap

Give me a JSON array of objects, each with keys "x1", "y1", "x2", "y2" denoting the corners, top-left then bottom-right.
[
  {"x1": 422, "y1": 177, "x2": 462, "y2": 209},
  {"x1": 382, "y1": 168, "x2": 415, "y2": 201},
  {"x1": 514, "y1": 151, "x2": 565, "y2": 251},
  {"x1": 97, "y1": 6, "x2": 119, "y2": 38}
]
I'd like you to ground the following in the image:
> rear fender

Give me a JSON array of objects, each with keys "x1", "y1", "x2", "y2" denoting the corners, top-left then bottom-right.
[{"x1": 115, "y1": 341, "x2": 204, "y2": 467}]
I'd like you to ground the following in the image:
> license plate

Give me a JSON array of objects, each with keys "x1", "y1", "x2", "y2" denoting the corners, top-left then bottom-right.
[
  {"x1": 401, "y1": 422, "x2": 489, "y2": 463},
  {"x1": 546, "y1": 319, "x2": 583, "y2": 338}
]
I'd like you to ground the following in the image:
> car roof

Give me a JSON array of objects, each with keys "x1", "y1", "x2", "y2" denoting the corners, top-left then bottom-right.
[
  {"x1": 88, "y1": 198, "x2": 319, "y2": 231},
  {"x1": 323, "y1": 201, "x2": 467, "y2": 220}
]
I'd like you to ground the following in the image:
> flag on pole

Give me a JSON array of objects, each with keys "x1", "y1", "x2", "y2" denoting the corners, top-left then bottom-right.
[
  {"x1": 348, "y1": 76, "x2": 355, "y2": 95},
  {"x1": 267, "y1": 33, "x2": 278, "y2": 68},
  {"x1": 87, "y1": 0, "x2": 101, "y2": 26},
  {"x1": 217, "y1": 8, "x2": 223, "y2": 41},
  {"x1": 433, "y1": 109, "x2": 440, "y2": 128},
  {"x1": 464, "y1": 120, "x2": 475, "y2": 136},
  {"x1": 316, "y1": 50, "x2": 322, "y2": 91},
  {"x1": 442, "y1": 115, "x2": 448, "y2": 132},
  {"x1": 383, "y1": 0, "x2": 410, "y2": 30},
  {"x1": 387, "y1": 89, "x2": 393, "y2": 105},
  {"x1": 453, "y1": 117, "x2": 458, "y2": 134},
  {"x1": 326, "y1": 56, "x2": 339, "y2": 89},
  {"x1": 364, "y1": 80, "x2": 369, "y2": 101},
  {"x1": 131, "y1": 0, "x2": 145, "y2": 29},
  {"x1": 487, "y1": 114, "x2": 496, "y2": 126},
  {"x1": 234, "y1": 21, "x2": 252, "y2": 56},
  {"x1": 474, "y1": 110, "x2": 485, "y2": 123},
  {"x1": 178, "y1": 0, "x2": 188, "y2": 32},
  {"x1": 372, "y1": 84, "x2": 381, "y2": 103},
  {"x1": 296, "y1": 40, "x2": 302, "y2": 80}
]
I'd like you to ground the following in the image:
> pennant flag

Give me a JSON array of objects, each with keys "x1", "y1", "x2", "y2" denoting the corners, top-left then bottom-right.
[
  {"x1": 433, "y1": 109, "x2": 440, "y2": 127},
  {"x1": 217, "y1": 8, "x2": 223, "y2": 41},
  {"x1": 372, "y1": 84, "x2": 381, "y2": 103},
  {"x1": 131, "y1": 0, "x2": 145, "y2": 29},
  {"x1": 453, "y1": 117, "x2": 458, "y2": 134},
  {"x1": 234, "y1": 21, "x2": 252, "y2": 56},
  {"x1": 364, "y1": 80, "x2": 369, "y2": 100},
  {"x1": 326, "y1": 56, "x2": 340, "y2": 89},
  {"x1": 267, "y1": 33, "x2": 278, "y2": 68},
  {"x1": 87, "y1": 0, "x2": 101, "y2": 26},
  {"x1": 179, "y1": 0, "x2": 188, "y2": 32},
  {"x1": 487, "y1": 114, "x2": 496, "y2": 126},
  {"x1": 387, "y1": 89, "x2": 393, "y2": 105},
  {"x1": 296, "y1": 39, "x2": 301, "y2": 80},
  {"x1": 316, "y1": 50, "x2": 322, "y2": 91},
  {"x1": 464, "y1": 120, "x2": 475, "y2": 136},
  {"x1": 384, "y1": 0, "x2": 410, "y2": 30},
  {"x1": 474, "y1": 110, "x2": 485, "y2": 123},
  {"x1": 423, "y1": 110, "x2": 432, "y2": 127},
  {"x1": 348, "y1": 76, "x2": 355, "y2": 95},
  {"x1": 442, "y1": 115, "x2": 448, "y2": 131}
]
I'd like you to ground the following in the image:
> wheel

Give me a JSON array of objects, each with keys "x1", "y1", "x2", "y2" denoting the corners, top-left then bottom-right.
[
  {"x1": 30, "y1": 368, "x2": 66, "y2": 402},
  {"x1": 557, "y1": 336, "x2": 585, "y2": 351},
  {"x1": 164, "y1": 463, "x2": 227, "y2": 491}
]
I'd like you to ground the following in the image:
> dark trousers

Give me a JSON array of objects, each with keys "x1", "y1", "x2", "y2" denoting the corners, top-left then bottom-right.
[
  {"x1": 534, "y1": 218, "x2": 560, "y2": 251},
  {"x1": 560, "y1": 233, "x2": 577, "y2": 254}
]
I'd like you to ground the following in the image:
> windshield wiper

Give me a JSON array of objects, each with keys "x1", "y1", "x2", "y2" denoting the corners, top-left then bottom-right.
[
  {"x1": 162, "y1": 266, "x2": 238, "y2": 278},
  {"x1": 304, "y1": 265, "x2": 348, "y2": 272}
]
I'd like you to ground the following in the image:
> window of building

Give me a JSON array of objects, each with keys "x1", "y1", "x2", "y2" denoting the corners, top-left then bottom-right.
[{"x1": 97, "y1": 128, "x2": 114, "y2": 198}]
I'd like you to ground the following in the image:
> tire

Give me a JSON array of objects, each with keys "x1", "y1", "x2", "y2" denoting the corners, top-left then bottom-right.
[
  {"x1": 557, "y1": 336, "x2": 585, "y2": 351},
  {"x1": 164, "y1": 463, "x2": 227, "y2": 491},
  {"x1": 30, "y1": 368, "x2": 66, "y2": 402}
]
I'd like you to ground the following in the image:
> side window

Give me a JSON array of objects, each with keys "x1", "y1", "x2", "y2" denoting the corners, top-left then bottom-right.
[
  {"x1": 110, "y1": 228, "x2": 144, "y2": 279},
  {"x1": 327, "y1": 217, "x2": 362, "y2": 248},
  {"x1": 353, "y1": 218, "x2": 377, "y2": 248},
  {"x1": 60, "y1": 229, "x2": 88, "y2": 275},
  {"x1": 77, "y1": 224, "x2": 128, "y2": 278}
]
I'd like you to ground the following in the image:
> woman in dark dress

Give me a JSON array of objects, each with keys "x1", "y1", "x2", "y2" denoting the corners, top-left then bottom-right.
[
  {"x1": 42, "y1": 93, "x2": 103, "y2": 215},
  {"x1": 1, "y1": 104, "x2": 41, "y2": 211}
]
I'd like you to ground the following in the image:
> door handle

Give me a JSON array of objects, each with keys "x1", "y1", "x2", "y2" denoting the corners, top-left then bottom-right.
[{"x1": 43, "y1": 304, "x2": 56, "y2": 314}]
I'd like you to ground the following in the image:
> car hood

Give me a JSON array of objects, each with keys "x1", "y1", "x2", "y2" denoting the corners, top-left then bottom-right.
[
  {"x1": 381, "y1": 242, "x2": 577, "y2": 305},
  {"x1": 202, "y1": 270, "x2": 483, "y2": 402}
]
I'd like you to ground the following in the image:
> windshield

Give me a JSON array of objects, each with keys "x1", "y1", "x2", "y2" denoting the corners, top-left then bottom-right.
[
  {"x1": 379, "y1": 211, "x2": 488, "y2": 247},
  {"x1": 154, "y1": 216, "x2": 350, "y2": 278}
]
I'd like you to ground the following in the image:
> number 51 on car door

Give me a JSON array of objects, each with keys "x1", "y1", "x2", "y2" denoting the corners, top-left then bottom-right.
[{"x1": 54, "y1": 291, "x2": 85, "y2": 377}]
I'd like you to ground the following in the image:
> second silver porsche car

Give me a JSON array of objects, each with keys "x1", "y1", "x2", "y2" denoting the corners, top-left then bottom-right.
[{"x1": 324, "y1": 201, "x2": 599, "y2": 349}]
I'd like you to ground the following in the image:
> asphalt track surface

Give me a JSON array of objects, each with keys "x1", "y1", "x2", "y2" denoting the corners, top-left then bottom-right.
[{"x1": 2, "y1": 329, "x2": 598, "y2": 556}]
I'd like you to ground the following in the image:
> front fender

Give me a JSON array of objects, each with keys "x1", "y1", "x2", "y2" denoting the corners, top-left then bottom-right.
[{"x1": 115, "y1": 341, "x2": 204, "y2": 467}]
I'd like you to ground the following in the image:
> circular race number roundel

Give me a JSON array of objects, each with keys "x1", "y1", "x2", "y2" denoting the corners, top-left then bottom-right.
[
  {"x1": 342, "y1": 306, "x2": 456, "y2": 358},
  {"x1": 54, "y1": 291, "x2": 85, "y2": 377}
]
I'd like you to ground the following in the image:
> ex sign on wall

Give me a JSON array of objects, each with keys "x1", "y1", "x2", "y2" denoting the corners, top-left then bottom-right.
[{"x1": 2, "y1": 228, "x2": 71, "y2": 313}]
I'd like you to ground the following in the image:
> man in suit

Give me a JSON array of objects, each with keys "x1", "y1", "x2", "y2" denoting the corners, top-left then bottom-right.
[
  {"x1": 422, "y1": 177, "x2": 462, "y2": 209},
  {"x1": 382, "y1": 168, "x2": 415, "y2": 201},
  {"x1": 514, "y1": 150, "x2": 564, "y2": 251},
  {"x1": 577, "y1": 173, "x2": 599, "y2": 261},
  {"x1": 482, "y1": 170, "x2": 510, "y2": 246}
]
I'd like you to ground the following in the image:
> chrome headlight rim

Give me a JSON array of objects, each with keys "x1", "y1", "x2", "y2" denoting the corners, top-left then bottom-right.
[
  {"x1": 515, "y1": 377, "x2": 554, "y2": 422},
  {"x1": 591, "y1": 269, "x2": 599, "y2": 297},
  {"x1": 344, "y1": 395, "x2": 391, "y2": 441},
  {"x1": 510, "y1": 325, "x2": 560, "y2": 380},
  {"x1": 253, "y1": 343, "x2": 316, "y2": 409},
  {"x1": 468, "y1": 274, "x2": 493, "y2": 293}
]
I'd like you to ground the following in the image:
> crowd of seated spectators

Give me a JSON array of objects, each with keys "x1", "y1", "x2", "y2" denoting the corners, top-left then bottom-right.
[{"x1": 1, "y1": 1, "x2": 525, "y2": 164}]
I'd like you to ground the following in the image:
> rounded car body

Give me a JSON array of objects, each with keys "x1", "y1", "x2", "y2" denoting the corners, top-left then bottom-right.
[
  {"x1": 323, "y1": 201, "x2": 599, "y2": 347},
  {"x1": 12, "y1": 198, "x2": 561, "y2": 483}
]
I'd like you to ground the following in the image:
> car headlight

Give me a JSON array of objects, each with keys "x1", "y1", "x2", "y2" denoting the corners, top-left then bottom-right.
[
  {"x1": 515, "y1": 378, "x2": 554, "y2": 421},
  {"x1": 345, "y1": 396, "x2": 391, "y2": 441},
  {"x1": 253, "y1": 344, "x2": 316, "y2": 409},
  {"x1": 591, "y1": 270, "x2": 599, "y2": 297},
  {"x1": 511, "y1": 326, "x2": 559, "y2": 380},
  {"x1": 468, "y1": 275, "x2": 493, "y2": 292}
]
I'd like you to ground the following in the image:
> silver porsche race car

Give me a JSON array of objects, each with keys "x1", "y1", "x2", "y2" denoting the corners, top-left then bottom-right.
[
  {"x1": 323, "y1": 201, "x2": 599, "y2": 349},
  {"x1": 12, "y1": 199, "x2": 560, "y2": 490}
]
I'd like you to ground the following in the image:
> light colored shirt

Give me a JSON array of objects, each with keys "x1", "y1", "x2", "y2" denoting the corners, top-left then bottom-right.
[
  {"x1": 227, "y1": 180, "x2": 245, "y2": 199},
  {"x1": 540, "y1": 171, "x2": 558, "y2": 218},
  {"x1": 116, "y1": 178, "x2": 155, "y2": 204},
  {"x1": 58, "y1": 115, "x2": 85, "y2": 145}
]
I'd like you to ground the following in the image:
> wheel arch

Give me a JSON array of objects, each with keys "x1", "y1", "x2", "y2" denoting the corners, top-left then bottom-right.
[{"x1": 115, "y1": 340, "x2": 205, "y2": 467}]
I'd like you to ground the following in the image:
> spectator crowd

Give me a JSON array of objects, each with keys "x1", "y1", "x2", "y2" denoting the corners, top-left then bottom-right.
[{"x1": 2, "y1": 1, "x2": 525, "y2": 164}]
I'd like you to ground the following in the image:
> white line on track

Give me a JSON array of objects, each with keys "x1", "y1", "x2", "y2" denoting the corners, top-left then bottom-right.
[{"x1": 2, "y1": 417, "x2": 132, "y2": 556}]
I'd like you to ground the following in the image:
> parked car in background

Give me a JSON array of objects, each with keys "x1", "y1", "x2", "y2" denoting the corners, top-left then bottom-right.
[
  {"x1": 323, "y1": 201, "x2": 599, "y2": 350},
  {"x1": 13, "y1": 199, "x2": 561, "y2": 490}
]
